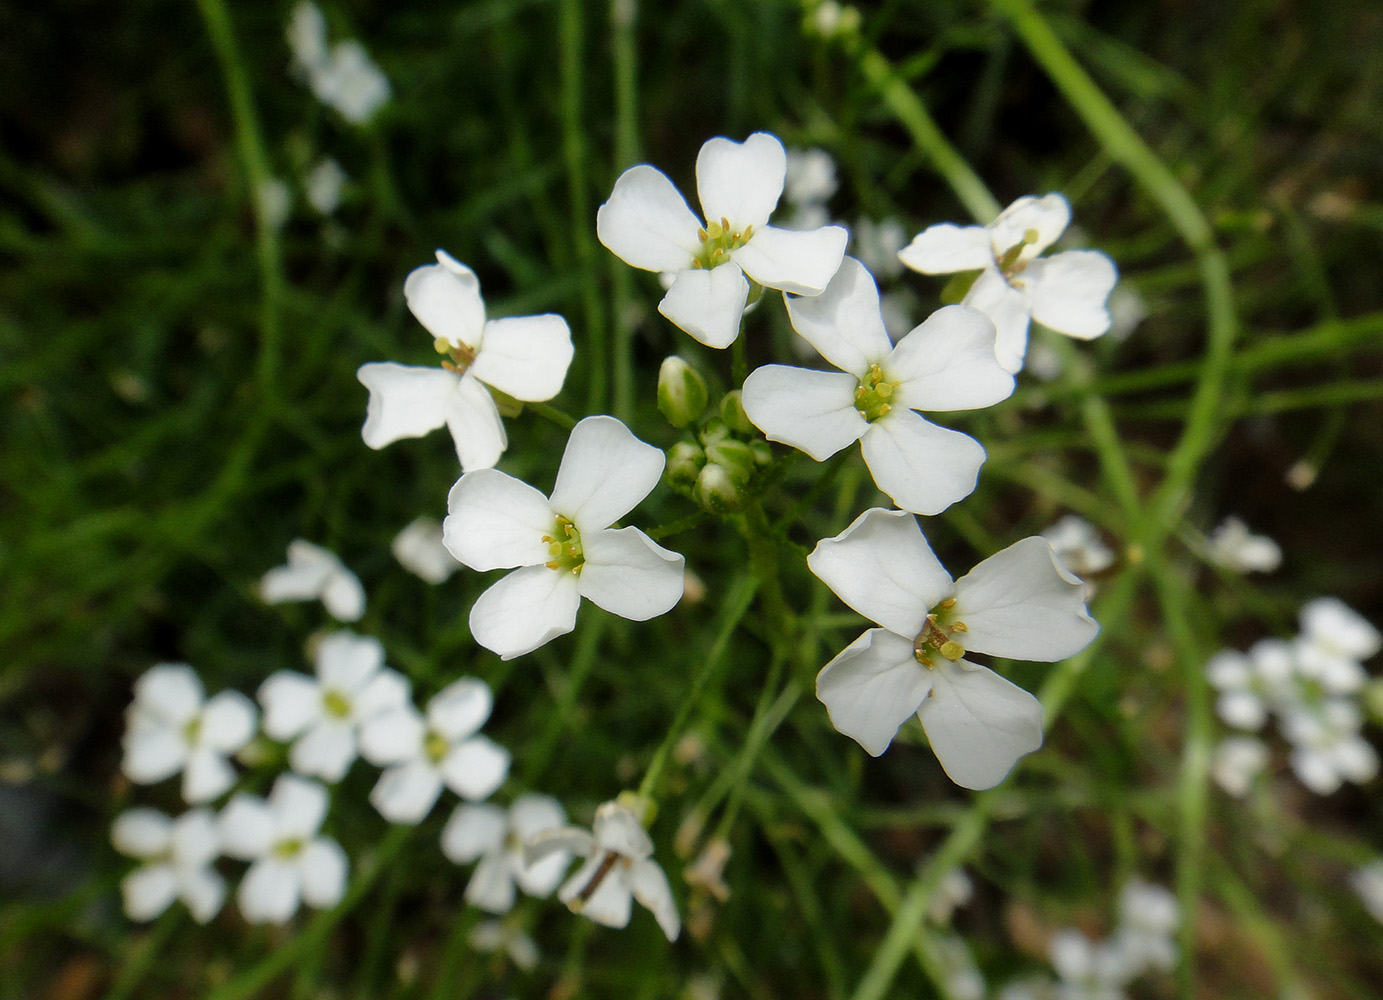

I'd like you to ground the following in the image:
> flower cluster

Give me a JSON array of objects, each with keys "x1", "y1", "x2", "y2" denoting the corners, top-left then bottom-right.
[{"x1": 286, "y1": 2, "x2": 390, "y2": 125}]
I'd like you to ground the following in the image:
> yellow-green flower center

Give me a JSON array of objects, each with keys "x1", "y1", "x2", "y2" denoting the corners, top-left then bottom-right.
[
  {"x1": 323, "y1": 690, "x2": 352, "y2": 719},
  {"x1": 181, "y1": 717, "x2": 202, "y2": 745},
  {"x1": 433, "y1": 337, "x2": 478, "y2": 373},
  {"x1": 274, "y1": 837, "x2": 305, "y2": 859},
  {"x1": 995, "y1": 227, "x2": 1041, "y2": 280},
  {"x1": 692, "y1": 217, "x2": 754, "y2": 270},
  {"x1": 912, "y1": 598, "x2": 969, "y2": 668},
  {"x1": 543, "y1": 516, "x2": 584, "y2": 574},
  {"x1": 854, "y1": 364, "x2": 899, "y2": 423},
  {"x1": 425, "y1": 731, "x2": 450, "y2": 764}
]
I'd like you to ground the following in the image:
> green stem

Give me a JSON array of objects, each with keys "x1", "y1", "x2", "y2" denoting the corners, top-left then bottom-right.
[
  {"x1": 525, "y1": 400, "x2": 578, "y2": 430},
  {"x1": 609, "y1": 0, "x2": 640, "y2": 423}
]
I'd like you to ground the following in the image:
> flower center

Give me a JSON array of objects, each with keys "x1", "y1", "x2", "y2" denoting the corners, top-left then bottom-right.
[
  {"x1": 274, "y1": 837, "x2": 304, "y2": 859},
  {"x1": 322, "y1": 689, "x2": 352, "y2": 719},
  {"x1": 692, "y1": 217, "x2": 754, "y2": 270},
  {"x1": 853, "y1": 364, "x2": 899, "y2": 422},
  {"x1": 424, "y1": 730, "x2": 450, "y2": 764},
  {"x1": 542, "y1": 516, "x2": 584, "y2": 574},
  {"x1": 433, "y1": 337, "x2": 479, "y2": 373},
  {"x1": 994, "y1": 227, "x2": 1041, "y2": 282},
  {"x1": 912, "y1": 598, "x2": 969, "y2": 668},
  {"x1": 181, "y1": 717, "x2": 202, "y2": 746}
]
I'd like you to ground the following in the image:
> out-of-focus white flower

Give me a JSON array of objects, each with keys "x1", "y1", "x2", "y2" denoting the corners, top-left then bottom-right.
[
  {"x1": 1349, "y1": 860, "x2": 1383, "y2": 924},
  {"x1": 807, "y1": 507, "x2": 1098, "y2": 788},
  {"x1": 469, "y1": 919, "x2": 540, "y2": 971},
  {"x1": 1295, "y1": 597, "x2": 1380, "y2": 695},
  {"x1": 260, "y1": 539, "x2": 366, "y2": 622},
  {"x1": 111, "y1": 807, "x2": 224, "y2": 923},
  {"x1": 851, "y1": 218, "x2": 907, "y2": 280},
  {"x1": 358, "y1": 251, "x2": 573, "y2": 472},
  {"x1": 743, "y1": 258, "x2": 1014, "y2": 516},
  {"x1": 286, "y1": 1, "x2": 328, "y2": 68},
  {"x1": 1210, "y1": 735, "x2": 1269, "y2": 797},
  {"x1": 1207, "y1": 516, "x2": 1282, "y2": 574},
  {"x1": 597, "y1": 132, "x2": 848, "y2": 348},
  {"x1": 287, "y1": 3, "x2": 390, "y2": 125},
  {"x1": 935, "y1": 934, "x2": 985, "y2": 1000},
  {"x1": 358, "y1": 678, "x2": 510, "y2": 824},
  {"x1": 1205, "y1": 639, "x2": 1294, "y2": 731},
  {"x1": 305, "y1": 157, "x2": 347, "y2": 215},
  {"x1": 1106, "y1": 285, "x2": 1146, "y2": 342},
  {"x1": 1283, "y1": 699, "x2": 1378, "y2": 795},
  {"x1": 925, "y1": 865, "x2": 974, "y2": 924},
  {"x1": 257, "y1": 631, "x2": 410, "y2": 782},
  {"x1": 785, "y1": 148, "x2": 838, "y2": 206},
  {"x1": 219, "y1": 775, "x2": 348, "y2": 924},
  {"x1": 527, "y1": 798, "x2": 680, "y2": 941},
  {"x1": 1049, "y1": 929, "x2": 1131, "y2": 1000},
  {"x1": 804, "y1": 1, "x2": 861, "y2": 38},
  {"x1": 256, "y1": 177, "x2": 292, "y2": 231},
  {"x1": 879, "y1": 288, "x2": 918, "y2": 341},
  {"x1": 122, "y1": 663, "x2": 257, "y2": 804},
  {"x1": 392, "y1": 516, "x2": 462, "y2": 584},
  {"x1": 442, "y1": 793, "x2": 570, "y2": 913},
  {"x1": 1042, "y1": 515, "x2": 1115, "y2": 579},
  {"x1": 1114, "y1": 879, "x2": 1178, "y2": 974},
  {"x1": 444, "y1": 416, "x2": 684, "y2": 660},
  {"x1": 899, "y1": 194, "x2": 1118, "y2": 373}
]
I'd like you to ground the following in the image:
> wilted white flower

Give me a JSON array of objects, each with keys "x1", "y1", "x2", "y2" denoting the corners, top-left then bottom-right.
[
  {"x1": 304, "y1": 157, "x2": 347, "y2": 215},
  {"x1": 1210, "y1": 735, "x2": 1269, "y2": 797},
  {"x1": 257, "y1": 631, "x2": 410, "y2": 782},
  {"x1": 1114, "y1": 879, "x2": 1178, "y2": 974},
  {"x1": 442, "y1": 793, "x2": 570, "y2": 913},
  {"x1": 122, "y1": 663, "x2": 257, "y2": 804},
  {"x1": 219, "y1": 775, "x2": 348, "y2": 924},
  {"x1": 392, "y1": 516, "x2": 462, "y2": 584},
  {"x1": 807, "y1": 507, "x2": 1098, "y2": 788},
  {"x1": 1042, "y1": 515, "x2": 1115, "y2": 579},
  {"x1": 260, "y1": 538, "x2": 365, "y2": 622},
  {"x1": 469, "y1": 919, "x2": 540, "y2": 971},
  {"x1": 1282, "y1": 699, "x2": 1378, "y2": 795},
  {"x1": 1349, "y1": 860, "x2": 1383, "y2": 924},
  {"x1": 1049, "y1": 929, "x2": 1131, "y2": 1000},
  {"x1": 111, "y1": 807, "x2": 224, "y2": 923},
  {"x1": 1207, "y1": 516, "x2": 1282, "y2": 574}
]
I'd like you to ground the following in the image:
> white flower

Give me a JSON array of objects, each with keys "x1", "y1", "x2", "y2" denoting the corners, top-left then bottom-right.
[
  {"x1": 742, "y1": 257, "x2": 1014, "y2": 516},
  {"x1": 785, "y1": 148, "x2": 838, "y2": 207},
  {"x1": 1106, "y1": 285, "x2": 1146, "y2": 341},
  {"x1": 287, "y1": 4, "x2": 390, "y2": 125},
  {"x1": 1114, "y1": 880, "x2": 1178, "y2": 974},
  {"x1": 443, "y1": 415, "x2": 685, "y2": 660},
  {"x1": 469, "y1": 919, "x2": 540, "y2": 971},
  {"x1": 1041, "y1": 515, "x2": 1115, "y2": 578},
  {"x1": 219, "y1": 775, "x2": 348, "y2": 924},
  {"x1": 1205, "y1": 639, "x2": 1294, "y2": 731},
  {"x1": 358, "y1": 678, "x2": 510, "y2": 824},
  {"x1": 111, "y1": 807, "x2": 224, "y2": 923},
  {"x1": 305, "y1": 157, "x2": 347, "y2": 215},
  {"x1": 1210, "y1": 736, "x2": 1269, "y2": 797},
  {"x1": 527, "y1": 799, "x2": 680, "y2": 941},
  {"x1": 596, "y1": 132, "x2": 848, "y2": 348},
  {"x1": 1349, "y1": 860, "x2": 1383, "y2": 924},
  {"x1": 1206, "y1": 516, "x2": 1282, "y2": 574},
  {"x1": 441, "y1": 793, "x2": 571, "y2": 913},
  {"x1": 256, "y1": 177, "x2": 292, "y2": 231},
  {"x1": 1282, "y1": 699, "x2": 1378, "y2": 795},
  {"x1": 925, "y1": 865, "x2": 974, "y2": 924},
  {"x1": 357, "y1": 250, "x2": 574, "y2": 472},
  {"x1": 1049, "y1": 930, "x2": 1131, "y2": 1000},
  {"x1": 1295, "y1": 597, "x2": 1380, "y2": 694},
  {"x1": 899, "y1": 193, "x2": 1118, "y2": 373},
  {"x1": 260, "y1": 538, "x2": 366, "y2": 622},
  {"x1": 257, "y1": 631, "x2": 410, "y2": 782},
  {"x1": 122, "y1": 663, "x2": 257, "y2": 803},
  {"x1": 286, "y1": 2, "x2": 329, "y2": 69},
  {"x1": 807, "y1": 507, "x2": 1098, "y2": 788},
  {"x1": 392, "y1": 516, "x2": 462, "y2": 584},
  {"x1": 851, "y1": 217, "x2": 908, "y2": 281},
  {"x1": 935, "y1": 934, "x2": 985, "y2": 1000}
]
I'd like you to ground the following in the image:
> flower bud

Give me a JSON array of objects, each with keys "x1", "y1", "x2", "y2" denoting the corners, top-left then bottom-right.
[
  {"x1": 657, "y1": 356, "x2": 709, "y2": 428},
  {"x1": 695, "y1": 463, "x2": 745, "y2": 514},
  {"x1": 718, "y1": 390, "x2": 753, "y2": 435},
  {"x1": 664, "y1": 441, "x2": 705, "y2": 493},
  {"x1": 703, "y1": 439, "x2": 757, "y2": 485}
]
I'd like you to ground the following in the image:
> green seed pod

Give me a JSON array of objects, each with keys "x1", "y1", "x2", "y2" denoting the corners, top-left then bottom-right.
[{"x1": 657, "y1": 355, "x2": 709, "y2": 428}]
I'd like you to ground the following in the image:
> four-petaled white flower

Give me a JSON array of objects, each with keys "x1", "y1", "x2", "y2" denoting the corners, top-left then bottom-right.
[
  {"x1": 122, "y1": 663, "x2": 257, "y2": 804},
  {"x1": 358, "y1": 678, "x2": 510, "y2": 824},
  {"x1": 111, "y1": 807, "x2": 224, "y2": 923},
  {"x1": 260, "y1": 538, "x2": 366, "y2": 622},
  {"x1": 899, "y1": 193, "x2": 1118, "y2": 373},
  {"x1": 218, "y1": 774, "x2": 349, "y2": 924},
  {"x1": 1049, "y1": 929, "x2": 1132, "y2": 1000},
  {"x1": 1210, "y1": 735, "x2": 1269, "y2": 798},
  {"x1": 392, "y1": 516, "x2": 463, "y2": 584},
  {"x1": 1282, "y1": 699, "x2": 1379, "y2": 795},
  {"x1": 742, "y1": 257, "x2": 1014, "y2": 515},
  {"x1": 1206, "y1": 516, "x2": 1282, "y2": 574},
  {"x1": 1205, "y1": 640, "x2": 1293, "y2": 731},
  {"x1": 597, "y1": 131, "x2": 848, "y2": 348},
  {"x1": 258, "y1": 631, "x2": 410, "y2": 782},
  {"x1": 1114, "y1": 880, "x2": 1179, "y2": 974},
  {"x1": 444, "y1": 415, "x2": 685, "y2": 660},
  {"x1": 527, "y1": 799, "x2": 680, "y2": 941},
  {"x1": 469, "y1": 919, "x2": 541, "y2": 971},
  {"x1": 1295, "y1": 596, "x2": 1379, "y2": 695},
  {"x1": 358, "y1": 251, "x2": 574, "y2": 472},
  {"x1": 442, "y1": 793, "x2": 571, "y2": 913},
  {"x1": 807, "y1": 507, "x2": 1098, "y2": 788},
  {"x1": 1041, "y1": 515, "x2": 1115, "y2": 579}
]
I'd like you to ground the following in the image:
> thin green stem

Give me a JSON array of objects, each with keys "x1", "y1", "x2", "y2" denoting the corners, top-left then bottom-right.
[
  {"x1": 609, "y1": 0, "x2": 640, "y2": 422},
  {"x1": 525, "y1": 400, "x2": 578, "y2": 430}
]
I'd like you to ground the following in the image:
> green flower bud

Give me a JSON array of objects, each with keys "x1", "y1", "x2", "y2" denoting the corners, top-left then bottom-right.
[
  {"x1": 657, "y1": 355, "x2": 709, "y2": 428},
  {"x1": 699, "y1": 417, "x2": 730, "y2": 449},
  {"x1": 704, "y1": 438, "x2": 757, "y2": 485},
  {"x1": 748, "y1": 439, "x2": 773, "y2": 467},
  {"x1": 1366, "y1": 678, "x2": 1383, "y2": 723},
  {"x1": 719, "y1": 390, "x2": 753, "y2": 435},
  {"x1": 695, "y1": 462, "x2": 745, "y2": 514},
  {"x1": 664, "y1": 441, "x2": 705, "y2": 493}
]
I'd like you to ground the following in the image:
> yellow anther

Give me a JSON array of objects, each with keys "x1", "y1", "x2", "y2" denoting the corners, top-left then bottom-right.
[
  {"x1": 939, "y1": 640, "x2": 965, "y2": 661},
  {"x1": 937, "y1": 599, "x2": 957, "y2": 610},
  {"x1": 433, "y1": 337, "x2": 451, "y2": 354},
  {"x1": 950, "y1": 621, "x2": 968, "y2": 633}
]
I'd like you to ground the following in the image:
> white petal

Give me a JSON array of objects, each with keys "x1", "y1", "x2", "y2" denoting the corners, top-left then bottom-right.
[
  {"x1": 392, "y1": 517, "x2": 460, "y2": 584},
  {"x1": 315, "y1": 631, "x2": 383, "y2": 693},
  {"x1": 860, "y1": 411, "x2": 987, "y2": 516},
  {"x1": 562, "y1": 858, "x2": 634, "y2": 928},
  {"x1": 440, "y1": 803, "x2": 507, "y2": 863},
  {"x1": 298, "y1": 838, "x2": 348, "y2": 909},
  {"x1": 111, "y1": 808, "x2": 172, "y2": 858},
  {"x1": 403, "y1": 255, "x2": 487, "y2": 351},
  {"x1": 270, "y1": 774, "x2": 329, "y2": 839},
  {"x1": 734, "y1": 224, "x2": 848, "y2": 295},
  {"x1": 807, "y1": 507, "x2": 949, "y2": 636},
  {"x1": 816, "y1": 629, "x2": 934, "y2": 756},
  {"x1": 888, "y1": 305, "x2": 1014, "y2": 412},
  {"x1": 356, "y1": 362, "x2": 455, "y2": 448},
  {"x1": 515, "y1": 847, "x2": 571, "y2": 899},
  {"x1": 121, "y1": 728, "x2": 186, "y2": 785},
  {"x1": 289, "y1": 723, "x2": 357, "y2": 782},
  {"x1": 218, "y1": 794, "x2": 275, "y2": 859},
  {"x1": 182, "y1": 748, "x2": 236, "y2": 803},
  {"x1": 952, "y1": 537, "x2": 1098, "y2": 661},
  {"x1": 527, "y1": 826, "x2": 594, "y2": 867},
  {"x1": 444, "y1": 468, "x2": 555, "y2": 571},
  {"x1": 358, "y1": 706, "x2": 425, "y2": 765},
  {"x1": 470, "y1": 315, "x2": 574, "y2": 401},
  {"x1": 469, "y1": 565, "x2": 582, "y2": 660},
  {"x1": 440, "y1": 736, "x2": 511, "y2": 800},
  {"x1": 122, "y1": 865, "x2": 178, "y2": 921},
  {"x1": 592, "y1": 803, "x2": 654, "y2": 858},
  {"x1": 782, "y1": 256, "x2": 892, "y2": 375},
  {"x1": 200, "y1": 691, "x2": 257, "y2": 753},
  {"x1": 657, "y1": 265, "x2": 750, "y2": 349},
  {"x1": 549, "y1": 416, "x2": 665, "y2": 529},
  {"x1": 696, "y1": 132, "x2": 786, "y2": 231},
  {"x1": 578, "y1": 527, "x2": 685, "y2": 622},
  {"x1": 427, "y1": 678, "x2": 493, "y2": 741},
  {"x1": 133, "y1": 663, "x2": 203, "y2": 724},
  {"x1": 179, "y1": 865, "x2": 226, "y2": 923},
  {"x1": 1022, "y1": 250, "x2": 1118, "y2": 339},
  {"x1": 371, "y1": 760, "x2": 444, "y2": 824},
  {"x1": 919, "y1": 661, "x2": 1044, "y2": 789},
  {"x1": 443, "y1": 372, "x2": 508, "y2": 472},
  {"x1": 509, "y1": 793, "x2": 566, "y2": 840},
  {"x1": 258, "y1": 671, "x2": 321, "y2": 741},
  {"x1": 238, "y1": 858, "x2": 301, "y2": 924},
  {"x1": 465, "y1": 853, "x2": 517, "y2": 913},
  {"x1": 990, "y1": 194, "x2": 1070, "y2": 259},
  {"x1": 170, "y1": 809, "x2": 222, "y2": 868},
  {"x1": 631, "y1": 858, "x2": 681, "y2": 941},
  {"x1": 596, "y1": 164, "x2": 701, "y2": 272},
  {"x1": 962, "y1": 269, "x2": 1031, "y2": 374},
  {"x1": 740, "y1": 365, "x2": 864, "y2": 462},
  {"x1": 353, "y1": 669, "x2": 411, "y2": 721},
  {"x1": 897, "y1": 224, "x2": 994, "y2": 274}
]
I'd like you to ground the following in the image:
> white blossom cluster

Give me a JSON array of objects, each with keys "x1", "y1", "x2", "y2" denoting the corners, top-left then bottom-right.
[
  {"x1": 1207, "y1": 597, "x2": 1381, "y2": 796},
  {"x1": 286, "y1": 1, "x2": 390, "y2": 125}
]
